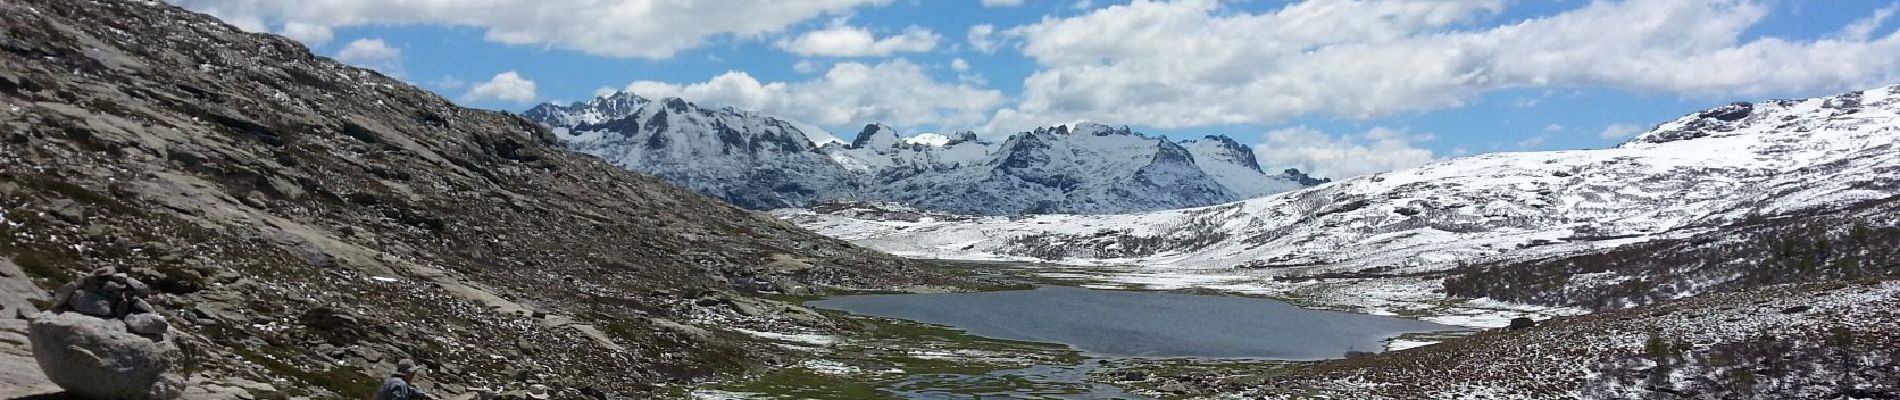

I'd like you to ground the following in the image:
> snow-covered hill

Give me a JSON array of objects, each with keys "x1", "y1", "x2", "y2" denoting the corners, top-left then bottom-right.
[
  {"x1": 525, "y1": 94, "x2": 1319, "y2": 214},
  {"x1": 775, "y1": 84, "x2": 1900, "y2": 322}
]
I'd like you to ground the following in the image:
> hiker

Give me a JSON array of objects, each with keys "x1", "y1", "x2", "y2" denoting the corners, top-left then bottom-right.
[{"x1": 374, "y1": 359, "x2": 434, "y2": 400}]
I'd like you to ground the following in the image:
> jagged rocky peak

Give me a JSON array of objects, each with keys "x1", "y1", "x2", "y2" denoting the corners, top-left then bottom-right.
[
  {"x1": 1185, "y1": 135, "x2": 1264, "y2": 172},
  {"x1": 523, "y1": 90, "x2": 653, "y2": 127},
  {"x1": 948, "y1": 131, "x2": 982, "y2": 144},
  {"x1": 1149, "y1": 138, "x2": 1198, "y2": 165},
  {"x1": 847, "y1": 124, "x2": 902, "y2": 151},
  {"x1": 1067, "y1": 122, "x2": 1144, "y2": 137}
]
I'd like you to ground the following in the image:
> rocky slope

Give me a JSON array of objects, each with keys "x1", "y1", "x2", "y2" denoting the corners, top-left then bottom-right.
[
  {"x1": 0, "y1": 0, "x2": 959, "y2": 398},
  {"x1": 527, "y1": 95, "x2": 1320, "y2": 214},
  {"x1": 1196, "y1": 280, "x2": 1900, "y2": 399},
  {"x1": 1131, "y1": 197, "x2": 1900, "y2": 399}
]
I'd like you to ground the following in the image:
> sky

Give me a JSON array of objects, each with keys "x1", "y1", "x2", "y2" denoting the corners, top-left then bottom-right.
[{"x1": 171, "y1": 0, "x2": 1900, "y2": 179}]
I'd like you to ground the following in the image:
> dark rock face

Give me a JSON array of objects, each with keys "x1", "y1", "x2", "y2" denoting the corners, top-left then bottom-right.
[
  {"x1": 1281, "y1": 168, "x2": 1332, "y2": 186},
  {"x1": 1700, "y1": 102, "x2": 1755, "y2": 122},
  {"x1": 1633, "y1": 101, "x2": 1761, "y2": 144},
  {"x1": 1506, "y1": 317, "x2": 1536, "y2": 330},
  {"x1": 0, "y1": 0, "x2": 950, "y2": 397}
]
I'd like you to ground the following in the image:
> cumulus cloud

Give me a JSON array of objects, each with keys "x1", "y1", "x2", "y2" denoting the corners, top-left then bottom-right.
[
  {"x1": 1598, "y1": 123, "x2": 1648, "y2": 140},
  {"x1": 463, "y1": 71, "x2": 539, "y2": 104},
  {"x1": 621, "y1": 60, "x2": 1003, "y2": 130},
  {"x1": 990, "y1": 0, "x2": 1900, "y2": 130},
  {"x1": 966, "y1": 24, "x2": 1000, "y2": 53},
  {"x1": 280, "y1": 22, "x2": 332, "y2": 46},
  {"x1": 335, "y1": 38, "x2": 401, "y2": 73},
  {"x1": 1840, "y1": 3, "x2": 1897, "y2": 41},
  {"x1": 981, "y1": 0, "x2": 1025, "y2": 7},
  {"x1": 1253, "y1": 126, "x2": 1439, "y2": 179},
  {"x1": 171, "y1": 0, "x2": 890, "y2": 59},
  {"x1": 776, "y1": 25, "x2": 939, "y2": 57}
]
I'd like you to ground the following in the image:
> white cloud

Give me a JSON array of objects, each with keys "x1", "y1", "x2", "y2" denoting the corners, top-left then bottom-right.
[
  {"x1": 967, "y1": 24, "x2": 1000, "y2": 53},
  {"x1": 280, "y1": 22, "x2": 332, "y2": 46},
  {"x1": 335, "y1": 38, "x2": 401, "y2": 74},
  {"x1": 1598, "y1": 123, "x2": 1647, "y2": 140},
  {"x1": 989, "y1": 0, "x2": 1900, "y2": 131},
  {"x1": 792, "y1": 60, "x2": 820, "y2": 73},
  {"x1": 981, "y1": 0, "x2": 1025, "y2": 7},
  {"x1": 1840, "y1": 3, "x2": 1897, "y2": 41},
  {"x1": 432, "y1": 76, "x2": 468, "y2": 90},
  {"x1": 1253, "y1": 126, "x2": 1439, "y2": 179},
  {"x1": 776, "y1": 25, "x2": 939, "y2": 57},
  {"x1": 621, "y1": 60, "x2": 1003, "y2": 130},
  {"x1": 172, "y1": 0, "x2": 890, "y2": 59},
  {"x1": 950, "y1": 58, "x2": 971, "y2": 71},
  {"x1": 463, "y1": 71, "x2": 539, "y2": 104}
]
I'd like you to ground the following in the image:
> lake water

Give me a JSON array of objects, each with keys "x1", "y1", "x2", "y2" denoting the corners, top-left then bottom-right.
[{"x1": 808, "y1": 285, "x2": 1455, "y2": 360}]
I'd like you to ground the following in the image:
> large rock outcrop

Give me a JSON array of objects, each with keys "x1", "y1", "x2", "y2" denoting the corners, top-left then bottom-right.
[
  {"x1": 28, "y1": 312, "x2": 183, "y2": 399},
  {"x1": 30, "y1": 268, "x2": 181, "y2": 399}
]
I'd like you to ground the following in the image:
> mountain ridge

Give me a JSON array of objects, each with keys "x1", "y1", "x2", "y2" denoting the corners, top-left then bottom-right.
[{"x1": 527, "y1": 92, "x2": 1322, "y2": 215}]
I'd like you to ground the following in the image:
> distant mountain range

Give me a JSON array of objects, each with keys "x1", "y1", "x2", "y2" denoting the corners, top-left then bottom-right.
[
  {"x1": 781, "y1": 84, "x2": 1900, "y2": 307},
  {"x1": 524, "y1": 93, "x2": 1324, "y2": 215}
]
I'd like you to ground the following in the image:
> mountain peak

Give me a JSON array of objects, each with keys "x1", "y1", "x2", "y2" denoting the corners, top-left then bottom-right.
[
  {"x1": 848, "y1": 124, "x2": 901, "y2": 151},
  {"x1": 949, "y1": 131, "x2": 982, "y2": 145},
  {"x1": 524, "y1": 91, "x2": 653, "y2": 127},
  {"x1": 1071, "y1": 122, "x2": 1141, "y2": 137},
  {"x1": 1186, "y1": 135, "x2": 1262, "y2": 173}
]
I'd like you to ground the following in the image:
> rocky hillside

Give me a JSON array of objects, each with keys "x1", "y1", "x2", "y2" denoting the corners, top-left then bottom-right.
[
  {"x1": 527, "y1": 94, "x2": 1322, "y2": 214},
  {"x1": 0, "y1": 0, "x2": 958, "y2": 398},
  {"x1": 1199, "y1": 280, "x2": 1900, "y2": 399}
]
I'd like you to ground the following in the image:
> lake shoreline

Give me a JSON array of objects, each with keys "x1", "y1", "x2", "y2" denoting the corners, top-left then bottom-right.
[{"x1": 697, "y1": 259, "x2": 1476, "y2": 399}]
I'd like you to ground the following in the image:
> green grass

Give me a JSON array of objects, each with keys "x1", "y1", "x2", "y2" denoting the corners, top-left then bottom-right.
[
  {"x1": 1088, "y1": 358, "x2": 1306, "y2": 399},
  {"x1": 706, "y1": 304, "x2": 1084, "y2": 398},
  {"x1": 712, "y1": 368, "x2": 889, "y2": 399}
]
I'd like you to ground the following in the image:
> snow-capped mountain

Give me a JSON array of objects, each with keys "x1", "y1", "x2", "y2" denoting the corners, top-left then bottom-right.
[
  {"x1": 525, "y1": 93, "x2": 852, "y2": 209},
  {"x1": 526, "y1": 93, "x2": 1320, "y2": 214},
  {"x1": 777, "y1": 84, "x2": 1900, "y2": 281}
]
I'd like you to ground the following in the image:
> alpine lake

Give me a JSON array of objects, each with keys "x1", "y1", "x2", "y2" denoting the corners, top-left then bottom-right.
[{"x1": 696, "y1": 261, "x2": 1467, "y2": 399}]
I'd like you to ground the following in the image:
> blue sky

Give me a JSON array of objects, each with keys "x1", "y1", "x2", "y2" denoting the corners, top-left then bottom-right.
[{"x1": 175, "y1": 0, "x2": 1900, "y2": 178}]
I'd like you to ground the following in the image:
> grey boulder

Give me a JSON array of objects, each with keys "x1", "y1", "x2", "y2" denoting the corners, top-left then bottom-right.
[
  {"x1": 67, "y1": 289, "x2": 115, "y2": 317},
  {"x1": 28, "y1": 312, "x2": 184, "y2": 399},
  {"x1": 123, "y1": 313, "x2": 170, "y2": 335}
]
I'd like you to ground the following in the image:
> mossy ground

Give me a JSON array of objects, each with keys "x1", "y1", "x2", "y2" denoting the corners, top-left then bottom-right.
[{"x1": 705, "y1": 308, "x2": 1082, "y2": 399}]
